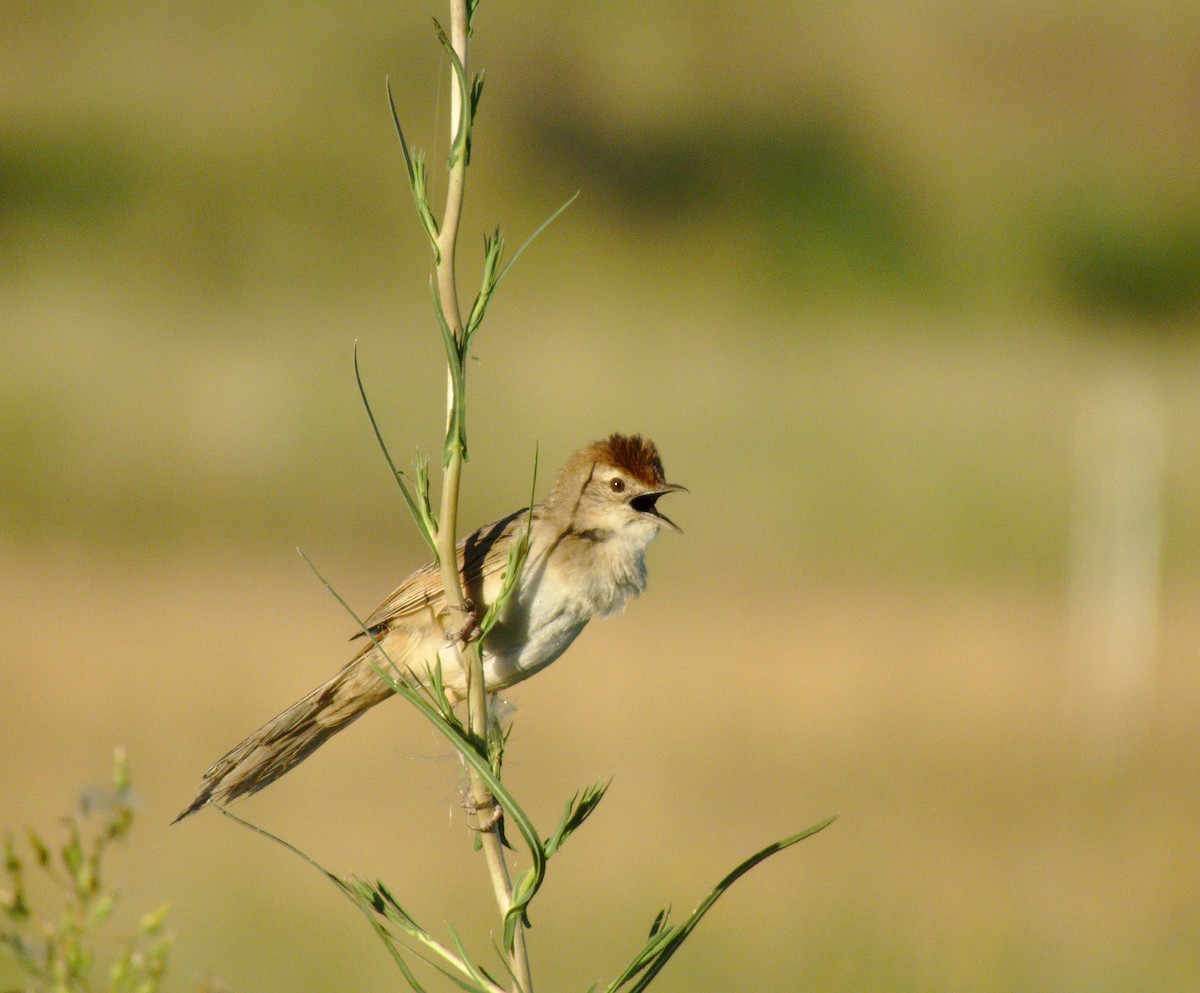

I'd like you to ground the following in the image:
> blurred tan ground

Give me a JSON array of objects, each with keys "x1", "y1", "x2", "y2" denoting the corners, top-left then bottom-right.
[
  {"x1": 2, "y1": 545, "x2": 1198, "y2": 991},
  {"x1": 3, "y1": 3, "x2": 1200, "y2": 992}
]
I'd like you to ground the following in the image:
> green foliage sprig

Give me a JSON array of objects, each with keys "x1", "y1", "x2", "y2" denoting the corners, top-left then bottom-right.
[
  {"x1": 1, "y1": 749, "x2": 176, "y2": 993},
  {"x1": 215, "y1": 4, "x2": 834, "y2": 991}
]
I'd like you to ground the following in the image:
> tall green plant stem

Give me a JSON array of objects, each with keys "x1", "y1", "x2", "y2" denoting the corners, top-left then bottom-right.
[{"x1": 431, "y1": 3, "x2": 533, "y2": 991}]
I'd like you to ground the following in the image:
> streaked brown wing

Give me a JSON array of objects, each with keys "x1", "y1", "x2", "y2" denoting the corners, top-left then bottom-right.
[{"x1": 357, "y1": 508, "x2": 530, "y2": 634}]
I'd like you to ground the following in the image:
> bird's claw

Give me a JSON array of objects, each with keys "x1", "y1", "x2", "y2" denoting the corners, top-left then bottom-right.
[
  {"x1": 445, "y1": 598, "x2": 481, "y2": 647},
  {"x1": 461, "y1": 791, "x2": 503, "y2": 832}
]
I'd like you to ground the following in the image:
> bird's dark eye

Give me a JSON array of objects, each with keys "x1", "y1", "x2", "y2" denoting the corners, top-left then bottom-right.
[{"x1": 609, "y1": 477, "x2": 626, "y2": 493}]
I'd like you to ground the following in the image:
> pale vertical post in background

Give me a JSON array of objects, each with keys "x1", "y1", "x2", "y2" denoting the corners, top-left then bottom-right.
[{"x1": 1066, "y1": 368, "x2": 1167, "y2": 761}]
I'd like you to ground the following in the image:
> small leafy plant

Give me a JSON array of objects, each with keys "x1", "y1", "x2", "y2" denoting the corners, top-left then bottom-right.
[
  {"x1": 1, "y1": 749, "x2": 178, "y2": 993},
  {"x1": 211, "y1": 2, "x2": 834, "y2": 990}
]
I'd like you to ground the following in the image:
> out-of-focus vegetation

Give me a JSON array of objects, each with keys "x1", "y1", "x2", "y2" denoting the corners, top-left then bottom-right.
[
  {"x1": 3, "y1": 2, "x2": 1199, "y2": 574},
  {"x1": 2, "y1": 3, "x2": 1198, "y2": 992},
  {"x1": 1, "y1": 750, "x2": 179, "y2": 993}
]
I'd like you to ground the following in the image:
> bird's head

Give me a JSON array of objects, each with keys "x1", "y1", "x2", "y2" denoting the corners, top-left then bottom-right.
[{"x1": 548, "y1": 433, "x2": 686, "y2": 540}]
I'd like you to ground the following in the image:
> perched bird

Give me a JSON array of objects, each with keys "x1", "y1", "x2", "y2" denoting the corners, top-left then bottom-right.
[{"x1": 175, "y1": 433, "x2": 684, "y2": 821}]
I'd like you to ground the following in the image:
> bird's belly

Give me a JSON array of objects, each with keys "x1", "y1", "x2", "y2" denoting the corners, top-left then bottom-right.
[{"x1": 482, "y1": 609, "x2": 588, "y2": 691}]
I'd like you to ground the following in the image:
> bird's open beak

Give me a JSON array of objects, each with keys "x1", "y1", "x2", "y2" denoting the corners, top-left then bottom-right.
[{"x1": 631, "y1": 483, "x2": 688, "y2": 532}]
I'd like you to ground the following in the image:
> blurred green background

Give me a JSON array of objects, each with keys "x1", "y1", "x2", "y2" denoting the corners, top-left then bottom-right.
[{"x1": 2, "y1": 3, "x2": 1198, "y2": 991}]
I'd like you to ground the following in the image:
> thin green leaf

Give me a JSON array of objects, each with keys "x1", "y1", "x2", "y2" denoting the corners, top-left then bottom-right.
[
  {"x1": 3, "y1": 833, "x2": 19, "y2": 875},
  {"x1": 483, "y1": 699, "x2": 512, "y2": 782},
  {"x1": 502, "y1": 866, "x2": 539, "y2": 950},
  {"x1": 61, "y1": 823, "x2": 84, "y2": 882},
  {"x1": 386, "y1": 76, "x2": 417, "y2": 189},
  {"x1": 2, "y1": 837, "x2": 29, "y2": 921},
  {"x1": 360, "y1": 883, "x2": 500, "y2": 992},
  {"x1": 25, "y1": 829, "x2": 49, "y2": 869},
  {"x1": 214, "y1": 805, "x2": 344, "y2": 888},
  {"x1": 494, "y1": 190, "x2": 579, "y2": 289},
  {"x1": 432, "y1": 18, "x2": 471, "y2": 168},
  {"x1": 608, "y1": 818, "x2": 836, "y2": 993},
  {"x1": 386, "y1": 77, "x2": 440, "y2": 253},
  {"x1": 478, "y1": 444, "x2": 538, "y2": 640},
  {"x1": 138, "y1": 903, "x2": 171, "y2": 937},
  {"x1": 470, "y1": 71, "x2": 485, "y2": 125},
  {"x1": 446, "y1": 923, "x2": 499, "y2": 991},
  {"x1": 429, "y1": 278, "x2": 467, "y2": 465},
  {"x1": 463, "y1": 192, "x2": 580, "y2": 344},
  {"x1": 345, "y1": 893, "x2": 435, "y2": 993},
  {"x1": 354, "y1": 341, "x2": 438, "y2": 557},
  {"x1": 476, "y1": 536, "x2": 515, "y2": 636},
  {"x1": 487, "y1": 933, "x2": 526, "y2": 993},
  {"x1": 373, "y1": 881, "x2": 421, "y2": 932},
  {"x1": 648, "y1": 907, "x2": 669, "y2": 939},
  {"x1": 414, "y1": 657, "x2": 462, "y2": 726},
  {"x1": 463, "y1": 227, "x2": 504, "y2": 345},
  {"x1": 343, "y1": 880, "x2": 435, "y2": 993},
  {"x1": 414, "y1": 454, "x2": 439, "y2": 538},
  {"x1": 544, "y1": 778, "x2": 611, "y2": 858},
  {"x1": 112, "y1": 746, "x2": 131, "y2": 795},
  {"x1": 464, "y1": 70, "x2": 485, "y2": 164},
  {"x1": 604, "y1": 912, "x2": 678, "y2": 992},
  {"x1": 85, "y1": 892, "x2": 115, "y2": 929}
]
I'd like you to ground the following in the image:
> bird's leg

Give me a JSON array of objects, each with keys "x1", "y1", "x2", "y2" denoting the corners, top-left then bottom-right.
[
  {"x1": 445, "y1": 597, "x2": 482, "y2": 647},
  {"x1": 460, "y1": 787, "x2": 504, "y2": 831}
]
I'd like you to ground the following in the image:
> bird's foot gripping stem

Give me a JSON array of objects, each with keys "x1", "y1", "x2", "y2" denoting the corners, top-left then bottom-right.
[
  {"x1": 460, "y1": 789, "x2": 504, "y2": 832},
  {"x1": 445, "y1": 597, "x2": 482, "y2": 647}
]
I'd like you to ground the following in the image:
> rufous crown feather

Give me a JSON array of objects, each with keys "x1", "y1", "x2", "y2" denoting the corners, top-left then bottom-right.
[{"x1": 585, "y1": 433, "x2": 666, "y2": 487}]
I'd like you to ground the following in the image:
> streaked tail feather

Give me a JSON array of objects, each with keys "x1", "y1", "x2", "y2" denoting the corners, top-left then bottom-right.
[{"x1": 173, "y1": 646, "x2": 396, "y2": 822}]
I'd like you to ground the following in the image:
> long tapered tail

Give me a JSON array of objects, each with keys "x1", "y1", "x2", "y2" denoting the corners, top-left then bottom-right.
[{"x1": 173, "y1": 644, "x2": 397, "y2": 822}]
